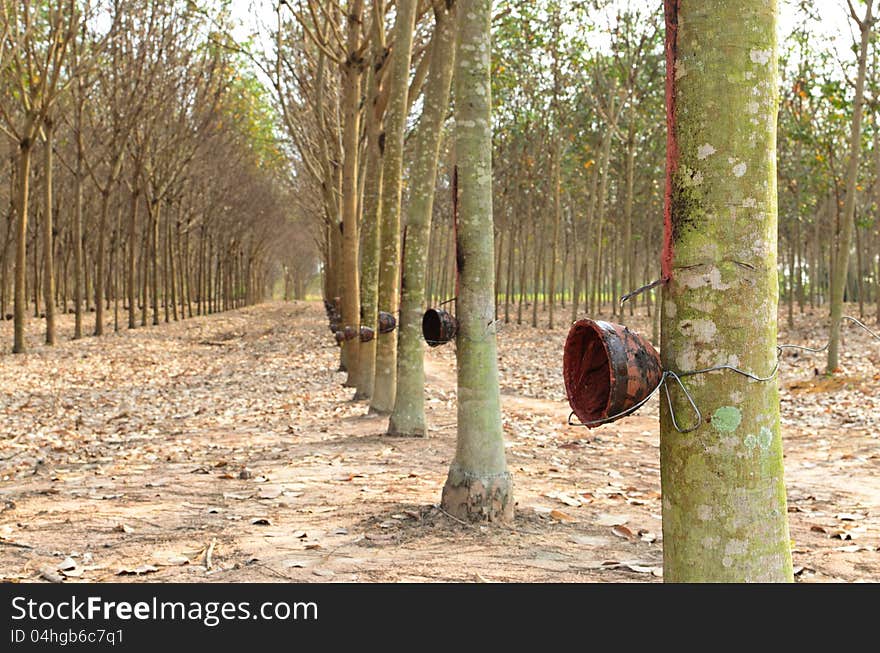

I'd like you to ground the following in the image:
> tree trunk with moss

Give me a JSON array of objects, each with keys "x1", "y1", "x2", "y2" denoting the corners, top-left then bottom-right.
[
  {"x1": 369, "y1": 0, "x2": 417, "y2": 414},
  {"x1": 660, "y1": 0, "x2": 792, "y2": 582},
  {"x1": 827, "y1": 0, "x2": 873, "y2": 372},
  {"x1": 440, "y1": 0, "x2": 513, "y2": 523},
  {"x1": 354, "y1": 28, "x2": 387, "y2": 400},
  {"x1": 339, "y1": 0, "x2": 366, "y2": 386},
  {"x1": 389, "y1": 1, "x2": 456, "y2": 437}
]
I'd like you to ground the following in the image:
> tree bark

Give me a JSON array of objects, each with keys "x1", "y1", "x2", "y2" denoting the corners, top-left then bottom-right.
[
  {"x1": 353, "y1": 27, "x2": 386, "y2": 400},
  {"x1": 94, "y1": 190, "x2": 111, "y2": 336},
  {"x1": 441, "y1": 0, "x2": 513, "y2": 522},
  {"x1": 73, "y1": 112, "x2": 85, "y2": 339},
  {"x1": 827, "y1": 0, "x2": 874, "y2": 371},
  {"x1": 660, "y1": 0, "x2": 792, "y2": 582},
  {"x1": 370, "y1": 0, "x2": 417, "y2": 414},
  {"x1": 389, "y1": 1, "x2": 456, "y2": 436},
  {"x1": 127, "y1": 187, "x2": 140, "y2": 329},
  {"x1": 339, "y1": 0, "x2": 366, "y2": 385},
  {"x1": 42, "y1": 120, "x2": 56, "y2": 345},
  {"x1": 13, "y1": 133, "x2": 34, "y2": 354},
  {"x1": 548, "y1": 135, "x2": 561, "y2": 329}
]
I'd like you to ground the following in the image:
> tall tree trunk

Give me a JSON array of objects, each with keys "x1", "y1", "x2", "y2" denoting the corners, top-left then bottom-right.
[
  {"x1": 13, "y1": 131, "x2": 34, "y2": 354},
  {"x1": 504, "y1": 216, "x2": 516, "y2": 323},
  {"x1": 42, "y1": 120, "x2": 56, "y2": 345},
  {"x1": 73, "y1": 124, "x2": 85, "y2": 339},
  {"x1": 113, "y1": 202, "x2": 121, "y2": 332},
  {"x1": 169, "y1": 214, "x2": 178, "y2": 321},
  {"x1": 441, "y1": 0, "x2": 513, "y2": 522},
  {"x1": 184, "y1": 224, "x2": 192, "y2": 318},
  {"x1": 660, "y1": 0, "x2": 792, "y2": 582},
  {"x1": 389, "y1": 2, "x2": 456, "y2": 436},
  {"x1": 624, "y1": 119, "x2": 636, "y2": 317},
  {"x1": 517, "y1": 195, "x2": 530, "y2": 325},
  {"x1": 531, "y1": 214, "x2": 543, "y2": 328},
  {"x1": 127, "y1": 187, "x2": 139, "y2": 329},
  {"x1": 339, "y1": 0, "x2": 366, "y2": 385},
  {"x1": 353, "y1": 25, "x2": 386, "y2": 400},
  {"x1": 94, "y1": 190, "x2": 111, "y2": 336},
  {"x1": 591, "y1": 126, "x2": 613, "y2": 315},
  {"x1": 828, "y1": 0, "x2": 874, "y2": 371},
  {"x1": 151, "y1": 201, "x2": 160, "y2": 326},
  {"x1": 548, "y1": 135, "x2": 562, "y2": 329},
  {"x1": 370, "y1": 0, "x2": 417, "y2": 414},
  {"x1": 141, "y1": 211, "x2": 149, "y2": 326},
  {"x1": 33, "y1": 222, "x2": 40, "y2": 318}
]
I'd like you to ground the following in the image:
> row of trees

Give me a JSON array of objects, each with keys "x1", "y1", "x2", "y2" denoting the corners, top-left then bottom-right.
[
  {"x1": 275, "y1": 0, "x2": 876, "y2": 581},
  {"x1": 0, "y1": 0, "x2": 316, "y2": 354},
  {"x1": 270, "y1": 0, "x2": 512, "y2": 521}
]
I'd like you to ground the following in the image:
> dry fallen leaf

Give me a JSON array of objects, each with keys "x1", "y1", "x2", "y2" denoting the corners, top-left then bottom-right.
[
  {"x1": 834, "y1": 544, "x2": 874, "y2": 553},
  {"x1": 117, "y1": 564, "x2": 159, "y2": 576},
  {"x1": 546, "y1": 491, "x2": 581, "y2": 507},
  {"x1": 596, "y1": 514, "x2": 628, "y2": 527},
  {"x1": 250, "y1": 517, "x2": 272, "y2": 526},
  {"x1": 623, "y1": 563, "x2": 662, "y2": 576},
  {"x1": 258, "y1": 486, "x2": 282, "y2": 499},
  {"x1": 611, "y1": 525, "x2": 635, "y2": 539},
  {"x1": 549, "y1": 509, "x2": 577, "y2": 523},
  {"x1": 39, "y1": 567, "x2": 64, "y2": 583},
  {"x1": 312, "y1": 569, "x2": 334, "y2": 577},
  {"x1": 58, "y1": 557, "x2": 77, "y2": 571}
]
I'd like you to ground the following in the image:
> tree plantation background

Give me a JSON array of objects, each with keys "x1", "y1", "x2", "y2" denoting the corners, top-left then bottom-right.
[{"x1": 0, "y1": 0, "x2": 878, "y2": 584}]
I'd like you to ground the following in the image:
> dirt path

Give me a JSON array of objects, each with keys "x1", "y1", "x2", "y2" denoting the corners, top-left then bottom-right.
[{"x1": 0, "y1": 302, "x2": 877, "y2": 582}]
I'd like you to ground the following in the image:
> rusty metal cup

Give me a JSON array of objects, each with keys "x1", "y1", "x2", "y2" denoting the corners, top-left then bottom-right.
[
  {"x1": 334, "y1": 325, "x2": 358, "y2": 344},
  {"x1": 422, "y1": 308, "x2": 458, "y2": 347},
  {"x1": 378, "y1": 311, "x2": 397, "y2": 334},
  {"x1": 359, "y1": 326, "x2": 375, "y2": 342},
  {"x1": 563, "y1": 319, "x2": 662, "y2": 428}
]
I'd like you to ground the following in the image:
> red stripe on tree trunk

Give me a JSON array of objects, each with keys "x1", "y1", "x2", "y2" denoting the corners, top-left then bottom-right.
[{"x1": 662, "y1": 0, "x2": 680, "y2": 282}]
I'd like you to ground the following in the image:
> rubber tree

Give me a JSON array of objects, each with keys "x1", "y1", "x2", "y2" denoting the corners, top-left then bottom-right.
[
  {"x1": 660, "y1": 0, "x2": 792, "y2": 582},
  {"x1": 388, "y1": 0, "x2": 456, "y2": 436},
  {"x1": 369, "y1": 0, "x2": 417, "y2": 414},
  {"x1": 827, "y1": 0, "x2": 874, "y2": 372},
  {"x1": 339, "y1": 0, "x2": 366, "y2": 386},
  {"x1": 440, "y1": 0, "x2": 513, "y2": 523},
  {"x1": 353, "y1": 1, "x2": 387, "y2": 400},
  {"x1": 42, "y1": 118, "x2": 55, "y2": 344}
]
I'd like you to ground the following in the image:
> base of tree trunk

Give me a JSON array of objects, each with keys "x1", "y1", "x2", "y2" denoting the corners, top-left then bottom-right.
[
  {"x1": 352, "y1": 390, "x2": 371, "y2": 401},
  {"x1": 441, "y1": 464, "x2": 514, "y2": 523},
  {"x1": 385, "y1": 419, "x2": 426, "y2": 438},
  {"x1": 367, "y1": 405, "x2": 391, "y2": 416}
]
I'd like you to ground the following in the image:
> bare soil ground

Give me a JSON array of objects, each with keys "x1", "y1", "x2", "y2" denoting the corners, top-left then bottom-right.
[{"x1": 0, "y1": 301, "x2": 878, "y2": 583}]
